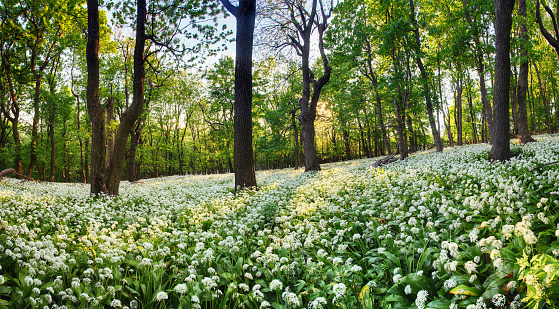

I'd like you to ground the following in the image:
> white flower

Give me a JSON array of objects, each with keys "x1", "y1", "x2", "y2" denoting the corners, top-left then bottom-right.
[
  {"x1": 333, "y1": 282, "x2": 346, "y2": 296},
  {"x1": 111, "y1": 299, "x2": 122, "y2": 307},
  {"x1": 310, "y1": 297, "x2": 327, "y2": 309},
  {"x1": 174, "y1": 283, "x2": 187, "y2": 294},
  {"x1": 269, "y1": 279, "x2": 283, "y2": 291},
  {"x1": 156, "y1": 291, "x2": 168, "y2": 301},
  {"x1": 404, "y1": 285, "x2": 412, "y2": 295},
  {"x1": 281, "y1": 287, "x2": 300, "y2": 307},
  {"x1": 464, "y1": 261, "x2": 477, "y2": 274},
  {"x1": 444, "y1": 278, "x2": 457, "y2": 289},
  {"x1": 415, "y1": 290, "x2": 428, "y2": 309},
  {"x1": 492, "y1": 294, "x2": 506, "y2": 307}
]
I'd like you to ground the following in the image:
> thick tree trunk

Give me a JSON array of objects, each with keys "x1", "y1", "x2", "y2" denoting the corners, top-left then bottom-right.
[
  {"x1": 105, "y1": 93, "x2": 115, "y2": 170},
  {"x1": 105, "y1": 0, "x2": 147, "y2": 195},
  {"x1": 490, "y1": 0, "x2": 514, "y2": 161},
  {"x1": 231, "y1": 0, "x2": 257, "y2": 189},
  {"x1": 86, "y1": 0, "x2": 107, "y2": 194},
  {"x1": 409, "y1": 0, "x2": 443, "y2": 152}
]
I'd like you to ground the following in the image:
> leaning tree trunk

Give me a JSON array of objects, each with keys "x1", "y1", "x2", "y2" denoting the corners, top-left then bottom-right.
[
  {"x1": 516, "y1": 0, "x2": 535, "y2": 144},
  {"x1": 409, "y1": 0, "x2": 443, "y2": 152},
  {"x1": 490, "y1": 0, "x2": 514, "y2": 161},
  {"x1": 86, "y1": 0, "x2": 107, "y2": 194}
]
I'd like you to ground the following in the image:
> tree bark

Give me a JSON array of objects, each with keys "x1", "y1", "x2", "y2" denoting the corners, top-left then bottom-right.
[
  {"x1": 467, "y1": 91, "x2": 478, "y2": 144},
  {"x1": 393, "y1": 95, "x2": 408, "y2": 159},
  {"x1": 105, "y1": 91, "x2": 115, "y2": 170},
  {"x1": 409, "y1": 0, "x2": 443, "y2": 152},
  {"x1": 536, "y1": 0, "x2": 559, "y2": 61},
  {"x1": 490, "y1": 0, "x2": 514, "y2": 161},
  {"x1": 105, "y1": 0, "x2": 148, "y2": 195},
  {"x1": 531, "y1": 59, "x2": 550, "y2": 133},
  {"x1": 221, "y1": 0, "x2": 258, "y2": 190},
  {"x1": 516, "y1": 0, "x2": 535, "y2": 144},
  {"x1": 86, "y1": 0, "x2": 107, "y2": 194},
  {"x1": 454, "y1": 69, "x2": 463, "y2": 145},
  {"x1": 291, "y1": 110, "x2": 300, "y2": 169}
]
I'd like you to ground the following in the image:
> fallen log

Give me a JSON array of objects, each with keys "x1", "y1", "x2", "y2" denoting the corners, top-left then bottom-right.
[
  {"x1": 0, "y1": 168, "x2": 38, "y2": 182},
  {"x1": 372, "y1": 154, "x2": 398, "y2": 168}
]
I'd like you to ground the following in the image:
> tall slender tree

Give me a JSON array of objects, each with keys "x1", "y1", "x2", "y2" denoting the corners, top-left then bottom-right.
[
  {"x1": 516, "y1": 0, "x2": 535, "y2": 143},
  {"x1": 86, "y1": 0, "x2": 107, "y2": 194},
  {"x1": 409, "y1": 0, "x2": 443, "y2": 152},
  {"x1": 220, "y1": 0, "x2": 257, "y2": 190}
]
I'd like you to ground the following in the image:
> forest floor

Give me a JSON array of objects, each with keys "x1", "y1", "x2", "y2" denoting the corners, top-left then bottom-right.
[{"x1": 0, "y1": 134, "x2": 558, "y2": 309}]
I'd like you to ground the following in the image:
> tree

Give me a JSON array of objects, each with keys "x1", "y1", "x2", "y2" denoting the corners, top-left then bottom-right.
[
  {"x1": 220, "y1": 0, "x2": 257, "y2": 190},
  {"x1": 516, "y1": 0, "x2": 535, "y2": 143},
  {"x1": 261, "y1": 0, "x2": 333, "y2": 171},
  {"x1": 536, "y1": 0, "x2": 559, "y2": 60},
  {"x1": 87, "y1": 0, "x2": 225, "y2": 195},
  {"x1": 409, "y1": 0, "x2": 443, "y2": 152},
  {"x1": 462, "y1": 0, "x2": 494, "y2": 143},
  {"x1": 86, "y1": 0, "x2": 106, "y2": 193},
  {"x1": 490, "y1": 0, "x2": 514, "y2": 161}
]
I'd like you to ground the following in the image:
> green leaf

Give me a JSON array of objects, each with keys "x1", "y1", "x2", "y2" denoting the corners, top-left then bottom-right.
[
  {"x1": 381, "y1": 251, "x2": 402, "y2": 267},
  {"x1": 426, "y1": 299, "x2": 452, "y2": 308},
  {"x1": 450, "y1": 285, "x2": 481, "y2": 296}
]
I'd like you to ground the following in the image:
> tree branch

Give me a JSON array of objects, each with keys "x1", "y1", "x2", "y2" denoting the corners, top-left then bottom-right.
[
  {"x1": 536, "y1": 0, "x2": 559, "y2": 50},
  {"x1": 220, "y1": 0, "x2": 238, "y2": 18}
]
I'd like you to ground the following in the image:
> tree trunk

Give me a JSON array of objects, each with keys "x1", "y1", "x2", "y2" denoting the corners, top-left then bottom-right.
[
  {"x1": 86, "y1": 0, "x2": 107, "y2": 194},
  {"x1": 463, "y1": 0, "x2": 493, "y2": 143},
  {"x1": 49, "y1": 118, "x2": 55, "y2": 182},
  {"x1": 291, "y1": 110, "x2": 300, "y2": 169},
  {"x1": 532, "y1": 59, "x2": 550, "y2": 133},
  {"x1": 467, "y1": 91, "x2": 478, "y2": 144},
  {"x1": 26, "y1": 77, "x2": 42, "y2": 177},
  {"x1": 490, "y1": 0, "x2": 514, "y2": 161},
  {"x1": 393, "y1": 95, "x2": 408, "y2": 159},
  {"x1": 222, "y1": 0, "x2": 258, "y2": 190},
  {"x1": 455, "y1": 70, "x2": 463, "y2": 145},
  {"x1": 443, "y1": 106, "x2": 454, "y2": 147},
  {"x1": 105, "y1": 92, "x2": 115, "y2": 170},
  {"x1": 105, "y1": 0, "x2": 147, "y2": 195},
  {"x1": 409, "y1": 0, "x2": 443, "y2": 152}
]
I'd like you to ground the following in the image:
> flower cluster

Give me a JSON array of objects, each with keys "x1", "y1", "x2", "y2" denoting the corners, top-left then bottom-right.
[{"x1": 0, "y1": 135, "x2": 557, "y2": 308}]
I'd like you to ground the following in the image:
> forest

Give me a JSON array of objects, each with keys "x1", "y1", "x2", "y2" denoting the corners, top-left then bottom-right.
[
  {"x1": 1, "y1": 0, "x2": 559, "y2": 308},
  {"x1": 0, "y1": 0, "x2": 555, "y2": 186}
]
